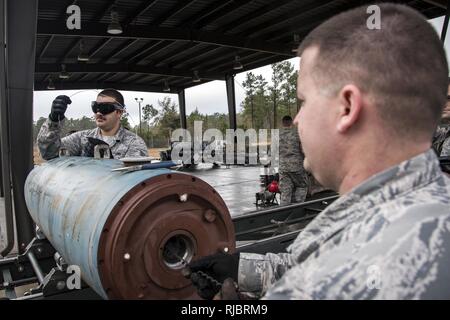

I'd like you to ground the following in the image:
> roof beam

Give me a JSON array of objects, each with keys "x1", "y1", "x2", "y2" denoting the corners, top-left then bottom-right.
[
  {"x1": 103, "y1": 73, "x2": 131, "y2": 83},
  {"x1": 37, "y1": 21, "x2": 293, "y2": 56},
  {"x1": 34, "y1": 81, "x2": 180, "y2": 93},
  {"x1": 122, "y1": 0, "x2": 159, "y2": 25},
  {"x1": 88, "y1": 38, "x2": 113, "y2": 59},
  {"x1": 111, "y1": 73, "x2": 135, "y2": 83},
  {"x1": 181, "y1": 79, "x2": 212, "y2": 90},
  {"x1": 182, "y1": 49, "x2": 240, "y2": 72},
  {"x1": 154, "y1": 42, "x2": 202, "y2": 67},
  {"x1": 35, "y1": 63, "x2": 224, "y2": 81},
  {"x1": 59, "y1": 38, "x2": 82, "y2": 63},
  {"x1": 100, "y1": 39, "x2": 138, "y2": 63},
  {"x1": 422, "y1": 0, "x2": 447, "y2": 9},
  {"x1": 147, "y1": 76, "x2": 167, "y2": 84},
  {"x1": 193, "y1": 0, "x2": 253, "y2": 29},
  {"x1": 96, "y1": 73, "x2": 114, "y2": 82},
  {"x1": 77, "y1": 73, "x2": 93, "y2": 82},
  {"x1": 152, "y1": 0, "x2": 198, "y2": 26},
  {"x1": 266, "y1": 21, "x2": 320, "y2": 43},
  {"x1": 38, "y1": 36, "x2": 54, "y2": 59},
  {"x1": 239, "y1": 55, "x2": 290, "y2": 73},
  {"x1": 206, "y1": 54, "x2": 288, "y2": 79},
  {"x1": 135, "y1": 41, "x2": 179, "y2": 65},
  {"x1": 198, "y1": 52, "x2": 266, "y2": 76},
  {"x1": 218, "y1": 0, "x2": 294, "y2": 33},
  {"x1": 207, "y1": 52, "x2": 264, "y2": 73},
  {"x1": 119, "y1": 73, "x2": 147, "y2": 83},
  {"x1": 124, "y1": 40, "x2": 168, "y2": 64},
  {"x1": 265, "y1": 0, "x2": 362, "y2": 42},
  {"x1": 168, "y1": 46, "x2": 221, "y2": 68},
  {"x1": 180, "y1": 0, "x2": 232, "y2": 27},
  {"x1": 239, "y1": 0, "x2": 334, "y2": 38}
]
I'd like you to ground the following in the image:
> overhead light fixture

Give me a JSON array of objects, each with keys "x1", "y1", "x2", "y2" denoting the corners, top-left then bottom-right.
[
  {"x1": 292, "y1": 34, "x2": 300, "y2": 53},
  {"x1": 163, "y1": 80, "x2": 171, "y2": 92},
  {"x1": 77, "y1": 40, "x2": 90, "y2": 62},
  {"x1": 192, "y1": 70, "x2": 201, "y2": 83},
  {"x1": 233, "y1": 55, "x2": 243, "y2": 70},
  {"x1": 107, "y1": 7, "x2": 123, "y2": 35},
  {"x1": 59, "y1": 64, "x2": 70, "y2": 79},
  {"x1": 47, "y1": 78, "x2": 55, "y2": 90}
]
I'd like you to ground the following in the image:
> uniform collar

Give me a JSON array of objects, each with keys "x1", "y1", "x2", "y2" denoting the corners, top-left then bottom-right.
[
  {"x1": 95, "y1": 125, "x2": 125, "y2": 143},
  {"x1": 349, "y1": 149, "x2": 439, "y2": 198},
  {"x1": 289, "y1": 149, "x2": 443, "y2": 261},
  {"x1": 322, "y1": 149, "x2": 442, "y2": 222}
]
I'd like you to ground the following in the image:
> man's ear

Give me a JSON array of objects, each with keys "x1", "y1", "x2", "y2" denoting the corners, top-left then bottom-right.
[{"x1": 336, "y1": 84, "x2": 363, "y2": 133}]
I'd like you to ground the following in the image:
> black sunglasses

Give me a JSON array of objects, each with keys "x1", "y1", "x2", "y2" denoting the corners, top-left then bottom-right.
[{"x1": 91, "y1": 101, "x2": 123, "y2": 115}]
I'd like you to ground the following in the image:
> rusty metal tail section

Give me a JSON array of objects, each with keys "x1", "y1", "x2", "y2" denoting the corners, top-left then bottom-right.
[{"x1": 24, "y1": 157, "x2": 235, "y2": 299}]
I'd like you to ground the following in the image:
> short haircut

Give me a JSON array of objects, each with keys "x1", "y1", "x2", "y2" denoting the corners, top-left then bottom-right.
[
  {"x1": 98, "y1": 88, "x2": 125, "y2": 108},
  {"x1": 298, "y1": 3, "x2": 448, "y2": 138}
]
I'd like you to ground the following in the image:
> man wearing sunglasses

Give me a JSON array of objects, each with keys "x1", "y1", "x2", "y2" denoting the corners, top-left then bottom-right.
[{"x1": 37, "y1": 88, "x2": 148, "y2": 160}]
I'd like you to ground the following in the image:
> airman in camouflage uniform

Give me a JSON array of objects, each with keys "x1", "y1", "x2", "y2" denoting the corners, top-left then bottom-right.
[
  {"x1": 187, "y1": 3, "x2": 450, "y2": 300},
  {"x1": 278, "y1": 116, "x2": 309, "y2": 205},
  {"x1": 37, "y1": 89, "x2": 148, "y2": 160},
  {"x1": 441, "y1": 135, "x2": 450, "y2": 156},
  {"x1": 238, "y1": 150, "x2": 450, "y2": 299},
  {"x1": 432, "y1": 124, "x2": 450, "y2": 156},
  {"x1": 432, "y1": 86, "x2": 450, "y2": 156},
  {"x1": 38, "y1": 119, "x2": 148, "y2": 160}
]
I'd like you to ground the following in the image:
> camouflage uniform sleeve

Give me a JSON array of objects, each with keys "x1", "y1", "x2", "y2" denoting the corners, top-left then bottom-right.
[
  {"x1": 440, "y1": 136, "x2": 450, "y2": 156},
  {"x1": 124, "y1": 136, "x2": 148, "y2": 157},
  {"x1": 37, "y1": 118, "x2": 82, "y2": 160},
  {"x1": 237, "y1": 252, "x2": 295, "y2": 299}
]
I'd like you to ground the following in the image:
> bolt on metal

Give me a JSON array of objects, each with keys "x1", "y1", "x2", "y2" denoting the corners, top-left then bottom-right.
[
  {"x1": 203, "y1": 209, "x2": 216, "y2": 222},
  {"x1": 56, "y1": 281, "x2": 66, "y2": 290},
  {"x1": 123, "y1": 253, "x2": 131, "y2": 261}
]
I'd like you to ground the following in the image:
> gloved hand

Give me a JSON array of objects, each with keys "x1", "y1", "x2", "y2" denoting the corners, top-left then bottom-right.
[
  {"x1": 188, "y1": 275, "x2": 240, "y2": 300},
  {"x1": 186, "y1": 252, "x2": 240, "y2": 299},
  {"x1": 49, "y1": 95, "x2": 72, "y2": 122},
  {"x1": 189, "y1": 271, "x2": 222, "y2": 300},
  {"x1": 216, "y1": 278, "x2": 240, "y2": 300},
  {"x1": 84, "y1": 137, "x2": 113, "y2": 159}
]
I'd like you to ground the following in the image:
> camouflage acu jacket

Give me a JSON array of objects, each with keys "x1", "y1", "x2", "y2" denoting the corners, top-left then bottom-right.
[
  {"x1": 433, "y1": 124, "x2": 450, "y2": 156},
  {"x1": 37, "y1": 118, "x2": 148, "y2": 160},
  {"x1": 278, "y1": 127, "x2": 305, "y2": 173},
  {"x1": 238, "y1": 149, "x2": 450, "y2": 299}
]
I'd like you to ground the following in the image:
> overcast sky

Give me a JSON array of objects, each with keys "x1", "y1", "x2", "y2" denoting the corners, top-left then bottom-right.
[{"x1": 33, "y1": 15, "x2": 449, "y2": 123}]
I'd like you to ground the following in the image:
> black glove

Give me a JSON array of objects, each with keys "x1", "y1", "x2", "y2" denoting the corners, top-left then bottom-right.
[
  {"x1": 218, "y1": 278, "x2": 240, "y2": 300},
  {"x1": 49, "y1": 95, "x2": 71, "y2": 121},
  {"x1": 189, "y1": 252, "x2": 239, "y2": 282},
  {"x1": 84, "y1": 137, "x2": 114, "y2": 159},
  {"x1": 189, "y1": 272, "x2": 222, "y2": 300},
  {"x1": 187, "y1": 252, "x2": 240, "y2": 299}
]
